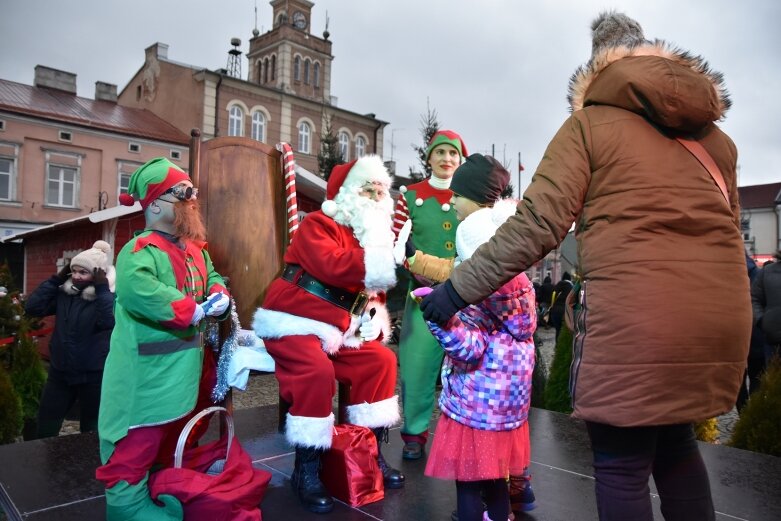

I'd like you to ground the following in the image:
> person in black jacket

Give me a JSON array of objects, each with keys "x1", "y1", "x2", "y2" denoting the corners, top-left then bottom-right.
[
  {"x1": 537, "y1": 275, "x2": 555, "y2": 328},
  {"x1": 549, "y1": 272, "x2": 573, "y2": 341},
  {"x1": 751, "y1": 251, "x2": 781, "y2": 362},
  {"x1": 24, "y1": 240, "x2": 116, "y2": 438}
]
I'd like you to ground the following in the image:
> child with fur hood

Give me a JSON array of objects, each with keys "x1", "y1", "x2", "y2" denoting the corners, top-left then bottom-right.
[{"x1": 401, "y1": 155, "x2": 537, "y2": 521}]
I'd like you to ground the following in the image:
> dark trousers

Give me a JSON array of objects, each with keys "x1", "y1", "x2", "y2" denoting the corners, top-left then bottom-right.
[
  {"x1": 36, "y1": 368, "x2": 102, "y2": 438},
  {"x1": 585, "y1": 421, "x2": 714, "y2": 521},
  {"x1": 456, "y1": 479, "x2": 508, "y2": 521}
]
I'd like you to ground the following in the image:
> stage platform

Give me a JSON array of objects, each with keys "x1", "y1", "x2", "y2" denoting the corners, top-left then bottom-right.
[{"x1": 1, "y1": 405, "x2": 779, "y2": 520}]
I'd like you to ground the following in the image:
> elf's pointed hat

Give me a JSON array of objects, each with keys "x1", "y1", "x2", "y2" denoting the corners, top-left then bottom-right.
[
  {"x1": 425, "y1": 130, "x2": 468, "y2": 161},
  {"x1": 118, "y1": 157, "x2": 190, "y2": 209},
  {"x1": 321, "y1": 155, "x2": 391, "y2": 217}
]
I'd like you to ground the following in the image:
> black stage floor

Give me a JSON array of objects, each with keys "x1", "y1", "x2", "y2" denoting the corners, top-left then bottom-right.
[{"x1": 1, "y1": 405, "x2": 779, "y2": 520}]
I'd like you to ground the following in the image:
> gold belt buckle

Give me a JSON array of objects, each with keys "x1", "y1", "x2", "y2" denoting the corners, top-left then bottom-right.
[{"x1": 349, "y1": 291, "x2": 370, "y2": 316}]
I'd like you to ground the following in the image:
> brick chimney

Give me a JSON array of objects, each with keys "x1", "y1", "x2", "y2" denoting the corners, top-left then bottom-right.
[
  {"x1": 34, "y1": 65, "x2": 77, "y2": 94},
  {"x1": 145, "y1": 42, "x2": 169, "y2": 62},
  {"x1": 95, "y1": 81, "x2": 117, "y2": 102}
]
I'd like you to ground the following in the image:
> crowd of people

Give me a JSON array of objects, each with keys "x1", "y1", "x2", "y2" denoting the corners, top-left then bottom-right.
[{"x1": 18, "y1": 9, "x2": 781, "y2": 521}]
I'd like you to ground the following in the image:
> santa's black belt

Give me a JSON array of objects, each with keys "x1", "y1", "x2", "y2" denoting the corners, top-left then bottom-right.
[{"x1": 281, "y1": 264, "x2": 369, "y2": 316}]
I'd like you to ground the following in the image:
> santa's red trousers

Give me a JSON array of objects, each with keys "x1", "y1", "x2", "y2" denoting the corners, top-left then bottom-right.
[{"x1": 264, "y1": 335, "x2": 396, "y2": 418}]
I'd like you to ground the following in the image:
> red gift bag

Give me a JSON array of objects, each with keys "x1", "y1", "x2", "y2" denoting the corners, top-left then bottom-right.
[
  {"x1": 149, "y1": 406, "x2": 272, "y2": 521},
  {"x1": 320, "y1": 424, "x2": 384, "y2": 507}
]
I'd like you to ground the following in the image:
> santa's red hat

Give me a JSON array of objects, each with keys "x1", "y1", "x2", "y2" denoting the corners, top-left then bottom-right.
[{"x1": 322, "y1": 155, "x2": 391, "y2": 217}]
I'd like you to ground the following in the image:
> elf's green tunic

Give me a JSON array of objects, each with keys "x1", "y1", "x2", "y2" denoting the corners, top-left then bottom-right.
[
  {"x1": 98, "y1": 231, "x2": 228, "y2": 463},
  {"x1": 393, "y1": 181, "x2": 458, "y2": 439}
]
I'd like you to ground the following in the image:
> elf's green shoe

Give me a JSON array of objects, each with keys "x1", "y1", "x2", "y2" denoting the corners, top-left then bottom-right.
[{"x1": 105, "y1": 478, "x2": 183, "y2": 521}]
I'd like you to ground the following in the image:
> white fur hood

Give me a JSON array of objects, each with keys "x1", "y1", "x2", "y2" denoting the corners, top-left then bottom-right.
[{"x1": 61, "y1": 266, "x2": 116, "y2": 299}]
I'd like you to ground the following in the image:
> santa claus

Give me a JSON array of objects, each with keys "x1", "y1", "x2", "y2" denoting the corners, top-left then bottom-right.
[{"x1": 253, "y1": 155, "x2": 404, "y2": 513}]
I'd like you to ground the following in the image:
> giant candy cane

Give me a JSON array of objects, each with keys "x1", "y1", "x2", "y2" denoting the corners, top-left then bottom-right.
[{"x1": 275, "y1": 142, "x2": 300, "y2": 242}]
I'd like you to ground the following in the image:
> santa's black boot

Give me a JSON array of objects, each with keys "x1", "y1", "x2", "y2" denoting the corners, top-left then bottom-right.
[
  {"x1": 291, "y1": 446, "x2": 334, "y2": 513},
  {"x1": 373, "y1": 427, "x2": 405, "y2": 489}
]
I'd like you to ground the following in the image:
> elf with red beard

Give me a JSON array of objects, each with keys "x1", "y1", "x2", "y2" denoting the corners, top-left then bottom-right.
[
  {"x1": 253, "y1": 155, "x2": 404, "y2": 513},
  {"x1": 95, "y1": 158, "x2": 231, "y2": 520}
]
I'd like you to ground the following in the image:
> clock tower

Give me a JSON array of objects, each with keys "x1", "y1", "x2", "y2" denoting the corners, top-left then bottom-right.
[{"x1": 247, "y1": 0, "x2": 332, "y2": 103}]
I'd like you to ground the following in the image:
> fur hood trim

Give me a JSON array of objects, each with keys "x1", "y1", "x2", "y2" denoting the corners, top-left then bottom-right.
[
  {"x1": 60, "y1": 266, "x2": 116, "y2": 300},
  {"x1": 567, "y1": 39, "x2": 731, "y2": 118}
]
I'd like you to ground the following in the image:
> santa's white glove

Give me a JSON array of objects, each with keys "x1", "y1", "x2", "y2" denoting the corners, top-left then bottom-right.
[
  {"x1": 359, "y1": 309, "x2": 382, "y2": 341},
  {"x1": 191, "y1": 304, "x2": 205, "y2": 325},
  {"x1": 204, "y1": 292, "x2": 230, "y2": 317},
  {"x1": 393, "y1": 220, "x2": 413, "y2": 266}
]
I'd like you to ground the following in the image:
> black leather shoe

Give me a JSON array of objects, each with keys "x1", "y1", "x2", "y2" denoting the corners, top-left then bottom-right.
[
  {"x1": 402, "y1": 441, "x2": 423, "y2": 460},
  {"x1": 291, "y1": 447, "x2": 334, "y2": 513},
  {"x1": 372, "y1": 427, "x2": 405, "y2": 488}
]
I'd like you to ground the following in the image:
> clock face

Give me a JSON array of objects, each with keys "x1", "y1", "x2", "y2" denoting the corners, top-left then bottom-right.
[{"x1": 292, "y1": 11, "x2": 307, "y2": 29}]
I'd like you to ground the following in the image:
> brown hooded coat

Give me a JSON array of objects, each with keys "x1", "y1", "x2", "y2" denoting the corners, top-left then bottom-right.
[{"x1": 449, "y1": 42, "x2": 751, "y2": 427}]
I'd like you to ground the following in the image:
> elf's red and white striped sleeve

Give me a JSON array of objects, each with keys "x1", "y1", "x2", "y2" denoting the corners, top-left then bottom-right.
[
  {"x1": 392, "y1": 195, "x2": 410, "y2": 238},
  {"x1": 276, "y1": 142, "x2": 300, "y2": 242}
]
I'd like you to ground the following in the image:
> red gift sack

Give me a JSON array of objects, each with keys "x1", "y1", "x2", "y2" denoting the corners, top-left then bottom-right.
[
  {"x1": 320, "y1": 424, "x2": 384, "y2": 507},
  {"x1": 149, "y1": 407, "x2": 272, "y2": 521}
]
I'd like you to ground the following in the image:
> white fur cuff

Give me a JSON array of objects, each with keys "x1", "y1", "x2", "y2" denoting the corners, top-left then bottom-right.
[
  {"x1": 346, "y1": 395, "x2": 400, "y2": 429},
  {"x1": 363, "y1": 246, "x2": 397, "y2": 293},
  {"x1": 285, "y1": 412, "x2": 335, "y2": 449}
]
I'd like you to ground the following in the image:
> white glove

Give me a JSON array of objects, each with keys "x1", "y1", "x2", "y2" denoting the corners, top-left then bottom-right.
[
  {"x1": 191, "y1": 304, "x2": 205, "y2": 325},
  {"x1": 393, "y1": 220, "x2": 413, "y2": 266},
  {"x1": 205, "y1": 292, "x2": 230, "y2": 316},
  {"x1": 359, "y1": 309, "x2": 382, "y2": 341}
]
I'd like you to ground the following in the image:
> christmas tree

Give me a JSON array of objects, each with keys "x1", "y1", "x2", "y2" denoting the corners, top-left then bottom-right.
[{"x1": 0, "y1": 262, "x2": 46, "y2": 442}]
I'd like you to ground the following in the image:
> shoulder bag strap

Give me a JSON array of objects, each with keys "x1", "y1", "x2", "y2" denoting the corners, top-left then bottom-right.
[{"x1": 675, "y1": 137, "x2": 730, "y2": 204}]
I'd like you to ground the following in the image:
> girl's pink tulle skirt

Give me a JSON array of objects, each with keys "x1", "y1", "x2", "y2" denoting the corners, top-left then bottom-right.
[{"x1": 425, "y1": 414, "x2": 530, "y2": 481}]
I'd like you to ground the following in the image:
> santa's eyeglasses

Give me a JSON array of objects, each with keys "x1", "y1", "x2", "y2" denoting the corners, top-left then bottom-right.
[{"x1": 162, "y1": 185, "x2": 198, "y2": 201}]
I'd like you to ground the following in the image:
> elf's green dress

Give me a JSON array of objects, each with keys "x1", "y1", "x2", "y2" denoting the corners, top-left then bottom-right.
[
  {"x1": 99, "y1": 231, "x2": 228, "y2": 461},
  {"x1": 394, "y1": 181, "x2": 458, "y2": 442}
]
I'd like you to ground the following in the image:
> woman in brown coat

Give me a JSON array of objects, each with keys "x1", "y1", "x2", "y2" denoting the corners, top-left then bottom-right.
[{"x1": 421, "y1": 11, "x2": 751, "y2": 521}]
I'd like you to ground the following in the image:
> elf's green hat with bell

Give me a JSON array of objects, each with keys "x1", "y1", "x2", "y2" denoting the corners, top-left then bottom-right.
[
  {"x1": 118, "y1": 157, "x2": 190, "y2": 209},
  {"x1": 425, "y1": 130, "x2": 468, "y2": 161}
]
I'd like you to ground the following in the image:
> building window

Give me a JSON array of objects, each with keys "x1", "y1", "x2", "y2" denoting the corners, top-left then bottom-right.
[
  {"x1": 228, "y1": 105, "x2": 244, "y2": 136},
  {"x1": 263, "y1": 58, "x2": 269, "y2": 83},
  {"x1": 117, "y1": 160, "x2": 141, "y2": 198},
  {"x1": 304, "y1": 59, "x2": 311, "y2": 85},
  {"x1": 45, "y1": 151, "x2": 81, "y2": 208},
  {"x1": 298, "y1": 121, "x2": 311, "y2": 154},
  {"x1": 271, "y1": 55, "x2": 276, "y2": 81},
  {"x1": 355, "y1": 136, "x2": 366, "y2": 158},
  {"x1": 251, "y1": 111, "x2": 266, "y2": 142},
  {"x1": 294, "y1": 56, "x2": 301, "y2": 82},
  {"x1": 338, "y1": 131, "x2": 350, "y2": 161},
  {"x1": 170, "y1": 150, "x2": 181, "y2": 160},
  {"x1": 58, "y1": 130, "x2": 72, "y2": 142},
  {"x1": 313, "y1": 62, "x2": 320, "y2": 88},
  {"x1": 0, "y1": 157, "x2": 13, "y2": 200},
  {"x1": 0, "y1": 120, "x2": 5, "y2": 131},
  {"x1": 128, "y1": 142, "x2": 140, "y2": 153}
]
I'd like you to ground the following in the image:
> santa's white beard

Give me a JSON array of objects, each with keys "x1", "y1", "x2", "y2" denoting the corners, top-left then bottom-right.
[{"x1": 332, "y1": 192, "x2": 395, "y2": 249}]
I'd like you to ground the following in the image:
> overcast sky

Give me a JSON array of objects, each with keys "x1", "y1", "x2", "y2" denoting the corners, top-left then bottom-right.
[{"x1": 2, "y1": 0, "x2": 779, "y2": 196}]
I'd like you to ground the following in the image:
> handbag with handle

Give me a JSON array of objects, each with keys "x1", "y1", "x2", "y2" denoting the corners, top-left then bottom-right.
[
  {"x1": 320, "y1": 423, "x2": 384, "y2": 507},
  {"x1": 148, "y1": 406, "x2": 272, "y2": 521}
]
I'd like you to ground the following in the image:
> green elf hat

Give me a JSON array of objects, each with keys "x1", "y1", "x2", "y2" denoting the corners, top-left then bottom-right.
[
  {"x1": 425, "y1": 129, "x2": 468, "y2": 161},
  {"x1": 118, "y1": 157, "x2": 190, "y2": 209}
]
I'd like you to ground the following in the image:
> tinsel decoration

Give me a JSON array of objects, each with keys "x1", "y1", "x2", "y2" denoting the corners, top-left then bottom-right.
[{"x1": 211, "y1": 297, "x2": 241, "y2": 403}]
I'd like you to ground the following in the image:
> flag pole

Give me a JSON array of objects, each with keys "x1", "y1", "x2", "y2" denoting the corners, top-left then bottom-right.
[{"x1": 518, "y1": 152, "x2": 522, "y2": 199}]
